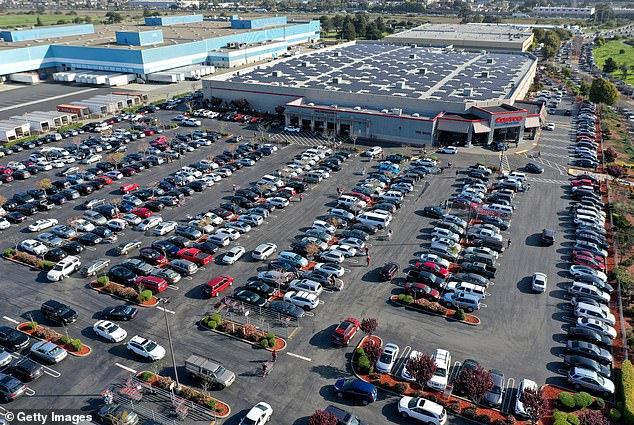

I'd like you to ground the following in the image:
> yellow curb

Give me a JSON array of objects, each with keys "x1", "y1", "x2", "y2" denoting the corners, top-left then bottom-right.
[{"x1": 514, "y1": 150, "x2": 529, "y2": 154}]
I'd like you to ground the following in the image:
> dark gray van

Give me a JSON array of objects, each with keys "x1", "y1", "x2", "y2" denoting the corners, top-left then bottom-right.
[{"x1": 541, "y1": 229, "x2": 556, "y2": 246}]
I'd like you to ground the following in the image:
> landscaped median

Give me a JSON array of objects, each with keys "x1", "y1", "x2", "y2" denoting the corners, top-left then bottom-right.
[
  {"x1": 135, "y1": 371, "x2": 231, "y2": 418},
  {"x1": 89, "y1": 276, "x2": 158, "y2": 307},
  {"x1": 16, "y1": 322, "x2": 91, "y2": 356},
  {"x1": 390, "y1": 294, "x2": 480, "y2": 326},
  {"x1": 199, "y1": 313, "x2": 287, "y2": 351},
  {"x1": 3, "y1": 248, "x2": 55, "y2": 271}
]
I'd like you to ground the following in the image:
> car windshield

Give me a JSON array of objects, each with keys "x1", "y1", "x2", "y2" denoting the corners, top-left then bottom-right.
[
  {"x1": 435, "y1": 368, "x2": 447, "y2": 377},
  {"x1": 53, "y1": 264, "x2": 64, "y2": 271},
  {"x1": 49, "y1": 346, "x2": 63, "y2": 355},
  {"x1": 106, "y1": 324, "x2": 119, "y2": 334},
  {"x1": 144, "y1": 341, "x2": 157, "y2": 352},
  {"x1": 408, "y1": 398, "x2": 420, "y2": 409},
  {"x1": 490, "y1": 385, "x2": 502, "y2": 394},
  {"x1": 379, "y1": 352, "x2": 392, "y2": 363}
]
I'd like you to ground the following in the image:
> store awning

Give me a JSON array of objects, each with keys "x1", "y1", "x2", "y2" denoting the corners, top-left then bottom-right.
[
  {"x1": 472, "y1": 122, "x2": 491, "y2": 133},
  {"x1": 437, "y1": 119, "x2": 471, "y2": 133},
  {"x1": 525, "y1": 116, "x2": 541, "y2": 128}
]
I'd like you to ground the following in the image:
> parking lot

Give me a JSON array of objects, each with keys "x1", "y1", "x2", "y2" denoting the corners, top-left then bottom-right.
[{"x1": 0, "y1": 93, "x2": 593, "y2": 424}]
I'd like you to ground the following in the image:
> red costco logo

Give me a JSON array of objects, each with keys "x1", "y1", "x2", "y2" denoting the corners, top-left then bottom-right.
[{"x1": 495, "y1": 116, "x2": 523, "y2": 124}]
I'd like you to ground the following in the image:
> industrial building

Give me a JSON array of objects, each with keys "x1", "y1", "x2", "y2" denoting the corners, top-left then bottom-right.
[
  {"x1": 384, "y1": 23, "x2": 535, "y2": 52},
  {"x1": 533, "y1": 6, "x2": 596, "y2": 18},
  {"x1": 0, "y1": 15, "x2": 320, "y2": 84},
  {"x1": 203, "y1": 42, "x2": 543, "y2": 147}
]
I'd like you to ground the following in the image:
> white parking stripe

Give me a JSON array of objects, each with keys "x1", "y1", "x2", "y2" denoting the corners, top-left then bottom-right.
[
  {"x1": 114, "y1": 363, "x2": 138, "y2": 373},
  {"x1": 2, "y1": 316, "x2": 19, "y2": 324},
  {"x1": 287, "y1": 352, "x2": 312, "y2": 362},
  {"x1": 156, "y1": 306, "x2": 175, "y2": 314}
]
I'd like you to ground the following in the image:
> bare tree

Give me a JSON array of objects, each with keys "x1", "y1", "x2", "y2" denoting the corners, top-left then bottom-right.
[
  {"x1": 0, "y1": 195, "x2": 8, "y2": 207},
  {"x1": 137, "y1": 142, "x2": 149, "y2": 156},
  {"x1": 304, "y1": 243, "x2": 320, "y2": 260},
  {"x1": 35, "y1": 178, "x2": 52, "y2": 191},
  {"x1": 106, "y1": 152, "x2": 125, "y2": 169}
]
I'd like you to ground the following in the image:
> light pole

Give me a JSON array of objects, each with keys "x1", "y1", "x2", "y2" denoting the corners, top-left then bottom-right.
[{"x1": 159, "y1": 297, "x2": 179, "y2": 388}]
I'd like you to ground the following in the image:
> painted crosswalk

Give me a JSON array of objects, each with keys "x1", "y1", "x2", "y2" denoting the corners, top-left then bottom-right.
[
  {"x1": 527, "y1": 177, "x2": 570, "y2": 184},
  {"x1": 270, "y1": 130, "x2": 349, "y2": 147},
  {"x1": 521, "y1": 153, "x2": 569, "y2": 175},
  {"x1": 500, "y1": 152, "x2": 511, "y2": 173}
]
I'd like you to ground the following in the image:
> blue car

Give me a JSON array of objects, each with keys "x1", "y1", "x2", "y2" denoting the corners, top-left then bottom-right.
[
  {"x1": 334, "y1": 378, "x2": 377, "y2": 405},
  {"x1": 118, "y1": 202, "x2": 135, "y2": 213},
  {"x1": 159, "y1": 180, "x2": 175, "y2": 191}
]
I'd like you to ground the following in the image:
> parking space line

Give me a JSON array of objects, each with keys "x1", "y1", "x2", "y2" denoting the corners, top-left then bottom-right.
[
  {"x1": 2, "y1": 316, "x2": 19, "y2": 324},
  {"x1": 156, "y1": 306, "x2": 175, "y2": 314},
  {"x1": 502, "y1": 377, "x2": 516, "y2": 413},
  {"x1": 287, "y1": 352, "x2": 312, "y2": 362},
  {"x1": 393, "y1": 345, "x2": 411, "y2": 377},
  {"x1": 24, "y1": 387, "x2": 35, "y2": 396},
  {"x1": 114, "y1": 363, "x2": 137, "y2": 373}
]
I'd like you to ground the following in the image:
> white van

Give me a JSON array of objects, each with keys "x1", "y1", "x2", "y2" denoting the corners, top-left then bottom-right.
[
  {"x1": 380, "y1": 190, "x2": 404, "y2": 202},
  {"x1": 507, "y1": 171, "x2": 527, "y2": 182},
  {"x1": 338, "y1": 195, "x2": 366, "y2": 209},
  {"x1": 482, "y1": 204, "x2": 513, "y2": 217},
  {"x1": 427, "y1": 349, "x2": 451, "y2": 391},
  {"x1": 365, "y1": 146, "x2": 383, "y2": 157},
  {"x1": 444, "y1": 281, "x2": 486, "y2": 298},
  {"x1": 277, "y1": 251, "x2": 309, "y2": 268},
  {"x1": 575, "y1": 302, "x2": 616, "y2": 326},
  {"x1": 259, "y1": 175, "x2": 284, "y2": 188},
  {"x1": 289, "y1": 279, "x2": 323, "y2": 296},
  {"x1": 357, "y1": 211, "x2": 392, "y2": 229}
]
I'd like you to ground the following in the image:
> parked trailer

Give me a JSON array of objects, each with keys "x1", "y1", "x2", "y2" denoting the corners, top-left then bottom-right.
[
  {"x1": 70, "y1": 102, "x2": 109, "y2": 115},
  {"x1": 105, "y1": 73, "x2": 136, "y2": 87},
  {"x1": 9, "y1": 73, "x2": 40, "y2": 84},
  {"x1": 147, "y1": 73, "x2": 179, "y2": 83},
  {"x1": 57, "y1": 104, "x2": 90, "y2": 118}
]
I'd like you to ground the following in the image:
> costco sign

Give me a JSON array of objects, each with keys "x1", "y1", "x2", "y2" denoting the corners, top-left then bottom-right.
[{"x1": 494, "y1": 116, "x2": 524, "y2": 127}]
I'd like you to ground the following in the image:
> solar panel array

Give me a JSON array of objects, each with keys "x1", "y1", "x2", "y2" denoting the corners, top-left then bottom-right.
[{"x1": 228, "y1": 43, "x2": 534, "y2": 102}]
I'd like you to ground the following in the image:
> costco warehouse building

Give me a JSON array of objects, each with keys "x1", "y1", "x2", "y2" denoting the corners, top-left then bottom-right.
[{"x1": 203, "y1": 42, "x2": 545, "y2": 147}]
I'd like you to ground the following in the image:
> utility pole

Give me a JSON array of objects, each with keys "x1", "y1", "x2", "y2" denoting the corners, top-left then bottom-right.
[{"x1": 159, "y1": 297, "x2": 179, "y2": 388}]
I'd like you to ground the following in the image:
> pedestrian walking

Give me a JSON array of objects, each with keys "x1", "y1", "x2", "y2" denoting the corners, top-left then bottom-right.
[
  {"x1": 366, "y1": 256, "x2": 371, "y2": 266},
  {"x1": 538, "y1": 151, "x2": 541, "y2": 157},
  {"x1": 456, "y1": 170, "x2": 460, "y2": 177},
  {"x1": 232, "y1": 184, "x2": 237, "y2": 193},
  {"x1": 365, "y1": 246, "x2": 369, "y2": 256},
  {"x1": 507, "y1": 239, "x2": 512, "y2": 248},
  {"x1": 299, "y1": 194, "x2": 303, "y2": 201},
  {"x1": 262, "y1": 362, "x2": 268, "y2": 377},
  {"x1": 272, "y1": 350, "x2": 277, "y2": 362},
  {"x1": 440, "y1": 167, "x2": 445, "y2": 174},
  {"x1": 387, "y1": 229, "x2": 392, "y2": 240}
]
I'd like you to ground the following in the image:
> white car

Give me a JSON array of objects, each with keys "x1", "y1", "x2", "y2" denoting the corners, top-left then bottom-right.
[
  {"x1": 154, "y1": 221, "x2": 178, "y2": 236},
  {"x1": 515, "y1": 378, "x2": 538, "y2": 417},
  {"x1": 252, "y1": 243, "x2": 277, "y2": 261},
  {"x1": 576, "y1": 317, "x2": 617, "y2": 339},
  {"x1": 122, "y1": 214, "x2": 142, "y2": 226},
  {"x1": 136, "y1": 216, "x2": 163, "y2": 231},
  {"x1": 93, "y1": 320, "x2": 127, "y2": 342},
  {"x1": 240, "y1": 402, "x2": 273, "y2": 425},
  {"x1": 284, "y1": 125, "x2": 301, "y2": 132},
  {"x1": 439, "y1": 146, "x2": 458, "y2": 154},
  {"x1": 28, "y1": 218, "x2": 59, "y2": 232},
  {"x1": 318, "y1": 250, "x2": 345, "y2": 264},
  {"x1": 314, "y1": 262, "x2": 345, "y2": 277},
  {"x1": 46, "y1": 256, "x2": 81, "y2": 282},
  {"x1": 0, "y1": 218, "x2": 9, "y2": 230},
  {"x1": 375, "y1": 343, "x2": 400, "y2": 374},
  {"x1": 312, "y1": 220, "x2": 336, "y2": 234},
  {"x1": 239, "y1": 214, "x2": 264, "y2": 227},
  {"x1": 107, "y1": 219, "x2": 127, "y2": 232},
  {"x1": 431, "y1": 228, "x2": 460, "y2": 243},
  {"x1": 30, "y1": 341, "x2": 68, "y2": 364},
  {"x1": 121, "y1": 195, "x2": 143, "y2": 206},
  {"x1": 182, "y1": 119, "x2": 202, "y2": 127},
  {"x1": 398, "y1": 396, "x2": 447, "y2": 424},
  {"x1": 267, "y1": 197, "x2": 290, "y2": 208},
  {"x1": 70, "y1": 218, "x2": 95, "y2": 232},
  {"x1": 105, "y1": 171, "x2": 124, "y2": 180},
  {"x1": 20, "y1": 239, "x2": 48, "y2": 255},
  {"x1": 283, "y1": 291, "x2": 319, "y2": 310},
  {"x1": 126, "y1": 335, "x2": 166, "y2": 361},
  {"x1": 51, "y1": 160, "x2": 66, "y2": 168},
  {"x1": 339, "y1": 237, "x2": 366, "y2": 251},
  {"x1": 222, "y1": 246, "x2": 246, "y2": 265},
  {"x1": 328, "y1": 244, "x2": 357, "y2": 257},
  {"x1": 401, "y1": 350, "x2": 421, "y2": 381},
  {"x1": 419, "y1": 253, "x2": 450, "y2": 269},
  {"x1": 531, "y1": 272, "x2": 547, "y2": 293},
  {"x1": 569, "y1": 265, "x2": 607, "y2": 282},
  {"x1": 545, "y1": 123, "x2": 556, "y2": 131}
]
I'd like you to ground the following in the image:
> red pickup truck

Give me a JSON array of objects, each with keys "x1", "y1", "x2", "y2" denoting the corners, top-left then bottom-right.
[{"x1": 177, "y1": 248, "x2": 213, "y2": 266}]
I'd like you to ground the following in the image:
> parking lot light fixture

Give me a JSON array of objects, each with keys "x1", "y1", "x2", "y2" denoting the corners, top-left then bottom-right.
[{"x1": 159, "y1": 297, "x2": 179, "y2": 388}]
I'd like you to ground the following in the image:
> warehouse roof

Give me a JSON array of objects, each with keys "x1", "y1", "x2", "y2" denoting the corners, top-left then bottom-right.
[
  {"x1": 227, "y1": 43, "x2": 535, "y2": 102},
  {"x1": 384, "y1": 23, "x2": 533, "y2": 45}
]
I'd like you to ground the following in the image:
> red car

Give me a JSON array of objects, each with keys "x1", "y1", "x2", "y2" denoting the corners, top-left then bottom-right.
[
  {"x1": 139, "y1": 248, "x2": 169, "y2": 267},
  {"x1": 153, "y1": 135, "x2": 168, "y2": 144},
  {"x1": 571, "y1": 179, "x2": 599, "y2": 189},
  {"x1": 121, "y1": 167, "x2": 137, "y2": 177},
  {"x1": 280, "y1": 187, "x2": 296, "y2": 196},
  {"x1": 120, "y1": 183, "x2": 140, "y2": 194},
  {"x1": 131, "y1": 207, "x2": 153, "y2": 219},
  {"x1": 572, "y1": 250, "x2": 603, "y2": 263},
  {"x1": 403, "y1": 282, "x2": 441, "y2": 301},
  {"x1": 135, "y1": 276, "x2": 168, "y2": 293},
  {"x1": 332, "y1": 318, "x2": 360, "y2": 346},
  {"x1": 347, "y1": 192, "x2": 371, "y2": 203},
  {"x1": 202, "y1": 275, "x2": 233, "y2": 298},
  {"x1": 144, "y1": 129, "x2": 155, "y2": 136},
  {"x1": 96, "y1": 176, "x2": 113, "y2": 185},
  {"x1": 573, "y1": 256, "x2": 605, "y2": 271},
  {"x1": 0, "y1": 167, "x2": 12, "y2": 175},
  {"x1": 416, "y1": 261, "x2": 449, "y2": 278},
  {"x1": 177, "y1": 247, "x2": 213, "y2": 266}
]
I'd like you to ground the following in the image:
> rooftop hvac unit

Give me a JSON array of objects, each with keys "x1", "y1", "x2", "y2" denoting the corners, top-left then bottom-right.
[
  {"x1": 333, "y1": 51, "x2": 341, "y2": 57},
  {"x1": 487, "y1": 58, "x2": 495, "y2": 64},
  {"x1": 381, "y1": 109, "x2": 389, "y2": 113},
  {"x1": 332, "y1": 77, "x2": 341, "y2": 84},
  {"x1": 481, "y1": 71, "x2": 490, "y2": 78},
  {"x1": 463, "y1": 87, "x2": 474, "y2": 97},
  {"x1": 271, "y1": 70, "x2": 282, "y2": 77},
  {"x1": 391, "y1": 108, "x2": 402, "y2": 116},
  {"x1": 412, "y1": 113, "x2": 420, "y2": 117},
  {"x1": 330, "y1": 104, "x2": 338, "y2": 109},
  {"x1": 301, "y1": 61, "x2": 310, "y2": 67},
  {"x1": 396, "y1": 81, "x2": 407, "y2": 89},
  {"x1": 409, "y1": 53, "x2": 417, "y2": 59},
  {"x1": 418, "y1": 68, "x2": 427, "y2": 75}
]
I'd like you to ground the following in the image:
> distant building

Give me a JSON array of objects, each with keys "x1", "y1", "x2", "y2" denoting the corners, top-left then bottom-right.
[
  {"x1": 533, "y1": 6, "x2": 595, "y2": 18},
  {"x1": 384, "y1": 23, "x2": 535, "y2": 52},
  {"x1": 127, "y1": 0, "x2": 200, "y2": 8}
]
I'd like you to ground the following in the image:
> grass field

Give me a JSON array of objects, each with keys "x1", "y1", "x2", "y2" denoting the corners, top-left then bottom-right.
[
  {"x1": 593, "y1": 39, "x2": 634, "y2": 85},
  {"x1": 0, "y1": 14, "x2": 102, "y2": 28}
]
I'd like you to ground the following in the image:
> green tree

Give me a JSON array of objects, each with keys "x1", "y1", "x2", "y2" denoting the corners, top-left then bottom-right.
[
  {"x1": 589, "y1": 78, "x2": 619, "y2": 105},
  {"x1": 319, "y1": 15, "x2": 332, "y2": 33},
  {"x1": 543, "y1": 45, "x2": 557, "y2": 59},
  {"x1": 374, "y1": 16, "x2": 386, "y2": 33},
  {"x1": 579, "y1": 81, "x2": 590, "y2": 96},
  {"x1": 603, "y1": 57, "x2": 618, "y2": 73},
  {"x1": 105, "y1": 11, "x2": 123, "y2": 23},
  {"x1": 35, "y1": 16, "x2": 44, "y2": 26},
  {"x1": 543, "y1": 32, "x2": 561, "y2": 49},
  {"x1": 594, "y1": 36, "x2": 605, "y2": 46},
  {"x1": 343, "y1": 21, "x2": 356, "y2": 41},
  {"x1": 620, "y1": 63, "x2": 630, "y2": 79},
  {"x1": 365, "y1": 22, "x2": 382, "y2": 40}
]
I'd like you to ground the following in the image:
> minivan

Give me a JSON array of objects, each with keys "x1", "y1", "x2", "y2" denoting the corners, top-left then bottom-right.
[
  {"x1": 289, "y1": 279, "x2": 323, "y2": 296},
  {"x1": 277, "y1": 251, "x2": 309, "y2": 268},
  {"x1": 203, "y1": 275, "x2": 233, "y2": 297},
  {"x1": 444, "y1": 281, "x2": 487, "y2": 299},
  {"x1": 482, "y1": 204, "x2": 513, "y2": 217},
  {"x1": 168, "y1": 259, "x2": 199, "y2": 276},
  {"x1": 575, "y1": 303, "x2": 616, "y2": 326},
  {"x1": 357, "y1": 211, "x2": 392, "y2": 229},
  {"x1": 541, "y1": 229, "x2": 556, "y2": 246}
]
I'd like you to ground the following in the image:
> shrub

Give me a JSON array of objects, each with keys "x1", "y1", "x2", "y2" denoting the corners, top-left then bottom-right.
[
  {"x1": 412, "y1": 298, "x2": 448, "y2": 314},
  {"x1": 60, "y1": 336, "x2": 71, "y2": 345},
  {"x1": 455, "y1": 308, "x2": 466, "y2": 320},
  {"x1": 607, "y1": 165, "x2": 626, "y2": 178},
  {"x1": 357, "y1": 355, "x2": 372, "y2": 373},
  {"x1": 579, "y1": 410, "x2": 609, "y2": 425},
  {"x1": 354, "y1": 347, "x2": 366, "y2": 359},
  {"x1": 397, "y1": 294, "x2": 414, "y2": 304},
  {"x1": 475, "y1": 414, "x2": 491, "y2": 424},
  {"x1": 96, "y1": 276, "x2": 110, "y2": 286},
  {"x1": 38, "y1": 260, "x2": 55, "y2": 270},
  {"x1": 70, "y1": 339, "x2": 82, "y2": 352},
  {"x1": 34, "y1": 326, "x2": 59, "y2": 340},
  {"x1": 266, "y1": 332, "x2": 276, "y2": 347},
  {"x1": 394, "y1": 383, "x2": 408, "y2": 394},
  {"x1": 260, "y1": 338, "x2": 270, "y2": 348},
  {"x1": 447, "y1": 402, "x2": 461, "y2": 413},
  {"x1": 25, "y1": 321, "x2": 37, "y2": 330},
  {"x1": 593, "y1": 397, "x2": 605, "y2": 410},
  {"x1": 462, "y1": 406, "x2": 477, "y2": 419},
  {"x1": 604, "y1": 147, "x2": 618, "y2": 162},
  {"x1": 558, "y1": 392, "x2": 576, "y2": 409},
  {"x1": 573, "y1": 392, "x2": 594, "y2": 409},
  {"x1": 138, "y1": 371, "x2": 155, "y2": 382},
  {"x1": 622, "y1": 360, "x2": 634, "y2": 424},
  {"x1": 3, "y1": 248, "x2": 16, "y2": 257},
  {"x1": 13, "y1": 251, "x2": 41, "y2": 266},
  {"x1": 553, "y1": 411, "x2": 581, "y2": 425},
  {"x1": 138, "y1": 290, "x2": 153, "y2": 302},
  {"x1": 206, "y1": 399, "x2": 217, "y2": 411},
  {"x1": 567, "y1": 414, "x2": 580, "y2": 425},
  {"x1": 609, "y1": 408, "x2": 622, "y2": 422},
  {"x1": 210, "y1": 313, "x2": 222, "y2": 325},
  {"x1": 240, "y1": 324, "x2": 258, "y2": 340}
]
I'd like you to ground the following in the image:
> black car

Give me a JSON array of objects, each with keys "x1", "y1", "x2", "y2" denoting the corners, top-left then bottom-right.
[
  {"x1": 268, "y1": 260, "x2": 299, "y2": 273},
  {"x1": 285, "y1": 181, "x2": 308, "y2": 193},
  {"x1": 108, "y1": 265, "x2": 138, "y2": 285},
  {"x1": 459, "y1": 262, "x2": 496, "y2": 278},
  {"x1": 102, "y1": 305, "x2": 138, "y2": 321},
  {"x1": 152, "y1": 240, "x2": 181, "y2": 257},
  {"x1": 193, "y1": 241, "x2": 220, "y2": 254},
  {"x1": 9, "y1": 357, "x2": 43, "y2": 381},
  {"x1": 379, "y1": 263, "x2": 400, "y2": 281},
  {"x1": 41, "y1": 299, "x2": 78, "y2": 325},
  {"x1": 267, "y1": 300, "x2": 305, "y2": 318},
  {"x1": 48, "y1": 193, "x2": 67, "y2": 205},
  {"x1": 175, "y1": 225, "x2": 202, "y2": 240},
  {"x1": 563, "y1": 355, "x2": 611, "y2": 378},
  {"x1": 177, "y1": 187, "x2": 195, "y2": 197},
  {"x1": 567, "y1": 326, "x2": 612, "y2": 348},
  {"x1": 0, "y1": 326, "x2": 29, "y2": 351},
  {"x1": 406, "y1": 270, "x2": 443, "y2": 287},
  {"x1": 16, "y1": 203, "x2": 37, "y2": 216},
  {"x1": 452, "y1": 272, "x2": 489, "y2": 287},
  {"x1": 525, "y1": 162, "x2": 544, "y2": 174},
  {"x1": 144, "y1": 201, "x2": 164, "y2": 212},
  {"x1": 423, "y1": 206, "x2": 446, "y2": 218},
  {"x1": 61, "y1": 241, "x2": 85, "y2": 255},
  {"x1": 349, "y1": 223, "x2": 378, "y2": 235},
  {"x1": 5, "y1": 211, "x2": 27, "y2": 223},
  {"x1": 341, "y1": 229, "x2": 370, "y2": 241},
  {"x1": 245, "y1": 280, "x2": 276, "y2": 298},
  {"x1": 232, "y1": 289, "x2": 267, "y2": 307},
  {"x1": 481, "y1": 216, "x2": 510, "y2": 231},
  {"x1": 44, "y1": 248, "x2": 68, "y2": 262},
  {"x1": 78, "y1": 232, "x2": 103, "y2": 246}
]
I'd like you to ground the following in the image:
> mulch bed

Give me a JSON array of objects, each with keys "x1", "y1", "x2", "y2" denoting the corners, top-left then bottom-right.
[
  {"x1": 541, "y1": 385, "x2": 615, "y2": 425},
  {"x1": 89, "y1": 281, "x2": 158, "y2": 307},
  {"x1": 16, "y1": 323, "x2": 91, "y2": 356},
  {"x1": 199, "y1": 318, "x2": 287, "y2": 351},
  {"x1": 390, "y1": 295, "x2": 480, "y2": 325}
]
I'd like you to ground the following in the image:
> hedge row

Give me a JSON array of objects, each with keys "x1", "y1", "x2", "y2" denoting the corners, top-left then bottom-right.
[{"x1": 622, "y1": 360, "x2": 634, "y2": 424}]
